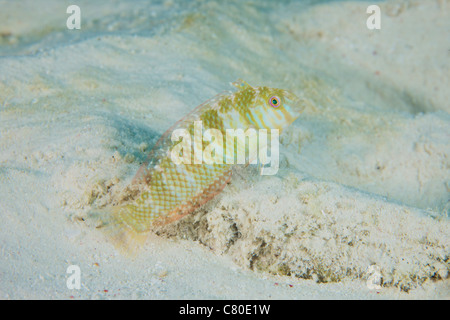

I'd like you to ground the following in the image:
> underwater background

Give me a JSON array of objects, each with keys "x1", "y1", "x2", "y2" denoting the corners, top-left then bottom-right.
[{"x1": 0, "y1": 0, "x2": 449, "y2": 299}]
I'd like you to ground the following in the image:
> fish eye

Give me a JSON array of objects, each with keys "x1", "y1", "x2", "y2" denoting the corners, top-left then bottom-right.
[{"x1": 269, "y1": 96, "x2": 281, "y2": 108}]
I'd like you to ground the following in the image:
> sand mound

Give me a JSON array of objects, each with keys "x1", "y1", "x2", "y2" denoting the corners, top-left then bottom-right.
[{"x1": 156, "y1": 167, "x2": 449, "y2": 292}]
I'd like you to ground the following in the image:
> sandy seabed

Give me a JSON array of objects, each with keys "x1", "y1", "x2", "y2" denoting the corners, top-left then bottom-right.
[{"x1": 0, "y1": 0, "x2": 449, "y2": 299}]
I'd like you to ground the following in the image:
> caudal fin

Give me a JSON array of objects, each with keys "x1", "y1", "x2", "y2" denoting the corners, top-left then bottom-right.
[{"x1": 87, "y1": 206, "x2": 148, "y2": 257}]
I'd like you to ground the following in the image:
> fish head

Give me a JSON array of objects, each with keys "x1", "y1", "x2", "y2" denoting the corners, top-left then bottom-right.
[{"x1": 233, "y1": 80, "x2": 304, "y2": 131}]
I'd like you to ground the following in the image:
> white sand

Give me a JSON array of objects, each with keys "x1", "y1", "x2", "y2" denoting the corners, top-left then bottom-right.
[{"x1": 0, "y1": 0, "x2": 449, "y2": 299}]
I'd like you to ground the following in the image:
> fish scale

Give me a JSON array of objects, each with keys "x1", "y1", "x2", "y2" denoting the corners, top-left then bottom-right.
[{"x1": 91, "y1": 79, "x2": 304, "y2": 252}]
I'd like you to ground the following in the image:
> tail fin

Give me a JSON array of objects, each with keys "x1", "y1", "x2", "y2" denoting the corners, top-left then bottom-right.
[{"x1": 87, "y1": 206, "x2": 148, "y2": 257}]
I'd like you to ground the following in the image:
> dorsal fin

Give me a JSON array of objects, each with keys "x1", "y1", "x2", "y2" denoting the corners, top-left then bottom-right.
[{"x1": 231, "y1": 79, "x2": 252, "y2": 90}]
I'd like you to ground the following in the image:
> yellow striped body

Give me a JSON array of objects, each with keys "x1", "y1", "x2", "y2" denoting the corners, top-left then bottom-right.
[{"x1": 93, "y1": 80, "x2": 303, "y2": 250}]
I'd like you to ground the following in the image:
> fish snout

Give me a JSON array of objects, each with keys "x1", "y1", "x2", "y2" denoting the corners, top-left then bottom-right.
[{"x1": 282, "y1": 91, "x2": 304, "y2": 122}]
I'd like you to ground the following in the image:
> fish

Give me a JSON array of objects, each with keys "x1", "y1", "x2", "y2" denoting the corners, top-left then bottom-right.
[{"x1": 90, "y1": 79, "x2": 304, "y2": 253}]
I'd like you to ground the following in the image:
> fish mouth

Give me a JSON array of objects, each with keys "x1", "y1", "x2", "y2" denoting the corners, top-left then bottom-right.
[{"x1": 283, "y1": 91, "x2": 305, "y2": 120}]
